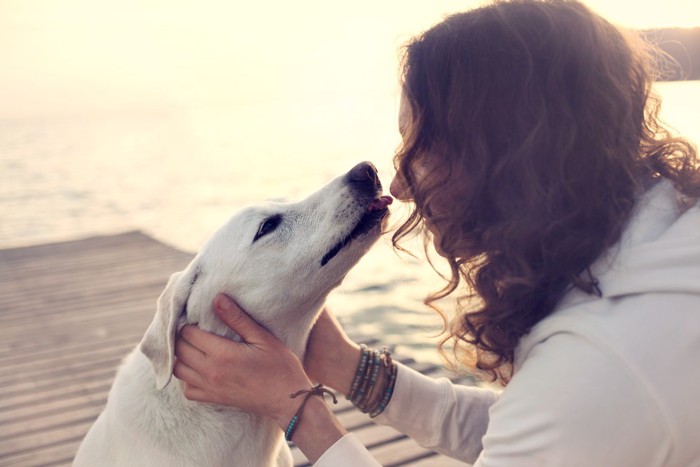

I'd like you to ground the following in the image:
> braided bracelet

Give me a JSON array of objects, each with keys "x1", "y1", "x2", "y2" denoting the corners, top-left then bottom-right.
[{"x1": 284, "y1": 383, "x2": 338, "y2": 442}]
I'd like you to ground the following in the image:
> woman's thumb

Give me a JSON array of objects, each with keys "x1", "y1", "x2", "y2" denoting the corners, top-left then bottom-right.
[{"x1": 214, "y1": 294, "x2": 265, "y2": 343}]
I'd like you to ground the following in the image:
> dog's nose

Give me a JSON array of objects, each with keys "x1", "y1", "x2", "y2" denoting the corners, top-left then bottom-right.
[{"x1": 346, "y1": 161, "x2": 380, "y2": 188}]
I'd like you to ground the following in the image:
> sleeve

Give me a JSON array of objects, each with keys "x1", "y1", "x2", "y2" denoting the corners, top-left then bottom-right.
[
  {"x1": 373, "y1": 363, "x2": 500, "y2": 463},
  {"x1": 317, "y1": 330, "x2": 670, "y2": 466},
  {"x1": 314, "y1": 433, "x2": 382, "y2": 467},
  {"x1": 314, "y1": 363, "x2": 499, "y2": 466},
  {"x1": 471, "y1": 331, "x2": 671, "y2": 467}
]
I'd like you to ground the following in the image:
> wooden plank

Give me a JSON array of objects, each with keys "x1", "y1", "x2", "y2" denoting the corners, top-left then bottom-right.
[
  {"x1": 0, "y1": 232, "x2": 471, "y2": 466},
  {"x1": 0, "y1": 432, "x2": 88, "y2": 467},
  {"x1": 0, "y1": 401, "x2": 103, "y2": 441},
  {"x1": 1, "y1": 397, "x2": 107, "y2": 431},
  {"x1": 0, "y1": 337, "x2": 134, "y2": 371}
]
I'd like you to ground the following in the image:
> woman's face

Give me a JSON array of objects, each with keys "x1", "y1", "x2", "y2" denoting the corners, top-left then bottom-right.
[
  {"x1": 390, "y1": 95, "x2": 415, "y2": 202},
  {"x1": 390, "y1": 94, "x2": 448, "y2": 254}
]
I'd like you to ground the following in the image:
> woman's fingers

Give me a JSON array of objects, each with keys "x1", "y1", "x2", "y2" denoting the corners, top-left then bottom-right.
[
  {"x1": 172, "y1": 294, "x2": 312, "y2": 418},
  {"x1": 172, "y1": 358, "x2": 205, "y2": 388},
  {"x1": 173, "y1": 333, "x2": 211, "y2": 389},
  {"x1": 213, "y1": 294, "x2": 271, "y2": 345},
  {"x1": 179, "y1": 323, "x2": 230, "y2": 356},
  {"x1": 175, "y1": 330, "x2": 207, "y2": 363}
]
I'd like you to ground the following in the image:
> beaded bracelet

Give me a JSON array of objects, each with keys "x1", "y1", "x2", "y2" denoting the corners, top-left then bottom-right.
[
  {"x1": 353, "y1": 348, "x2": 380, "y2": 411},
  {"x1": 358, "y1": 350, "x2": 382, "y2": 412},
  {"x1": 284, "y1": 383, "x2": 338, "y2": 442},
  {"x1": 347, "y1": 344, "x2": 370, "y2": 402},
  {"x1": 347, "y1": 345, "x2": 398, "y2": 418},
  {"x1": 369, "y1": 348, "x2": 397, "y2": 418}
]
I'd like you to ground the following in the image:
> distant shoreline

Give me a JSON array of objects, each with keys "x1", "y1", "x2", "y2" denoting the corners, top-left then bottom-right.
[{"x1": 642, "y1": 27, "x2": 700, "y2": 81}]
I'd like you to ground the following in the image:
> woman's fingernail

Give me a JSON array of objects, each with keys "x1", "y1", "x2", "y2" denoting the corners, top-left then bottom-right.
[{"x1": 216, "y1": 294, "x2": 234, "y2": 311}]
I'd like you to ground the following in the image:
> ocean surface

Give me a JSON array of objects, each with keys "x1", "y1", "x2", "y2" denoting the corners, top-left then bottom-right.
[{"x1": 1, "y1": 81, "x2": 698, "y2": 366}]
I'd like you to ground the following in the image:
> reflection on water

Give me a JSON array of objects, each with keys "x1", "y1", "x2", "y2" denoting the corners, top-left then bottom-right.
[{"x1": 1, "y1": 81, "x2": 698, "y2": 367}]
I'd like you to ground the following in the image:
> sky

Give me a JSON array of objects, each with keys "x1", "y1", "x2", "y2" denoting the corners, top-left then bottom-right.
[{"x1": 0, "y1": 0, "x2": 698, "y2": 119}]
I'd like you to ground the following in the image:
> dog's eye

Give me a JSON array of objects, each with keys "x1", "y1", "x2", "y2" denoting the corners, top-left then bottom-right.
[{"x1": 253, "y1": 214, "x2": 282, "y2": 242}]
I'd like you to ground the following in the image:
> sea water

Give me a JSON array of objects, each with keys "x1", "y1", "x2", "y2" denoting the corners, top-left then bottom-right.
[{"x1": 1, "y1": 81, "x2": 698, "y2": 365}]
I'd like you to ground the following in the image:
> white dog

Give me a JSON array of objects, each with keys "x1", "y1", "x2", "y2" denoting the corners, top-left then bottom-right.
[{"x1": 73, "y1": 162, "x2": 392, "y2": 467}]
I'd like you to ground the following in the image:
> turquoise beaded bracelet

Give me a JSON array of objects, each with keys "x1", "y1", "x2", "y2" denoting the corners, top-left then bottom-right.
[
  {"x1": 348, "y1": 345, "x2": 398, "y2": 418},
  {"x1": 284, "y1": 384, "x2": 337, "y2": 442}
]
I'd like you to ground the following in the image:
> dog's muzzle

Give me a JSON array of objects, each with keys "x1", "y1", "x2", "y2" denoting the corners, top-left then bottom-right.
[{"x1": 320, "y1": 162, "x2": 392, "y2": 266}]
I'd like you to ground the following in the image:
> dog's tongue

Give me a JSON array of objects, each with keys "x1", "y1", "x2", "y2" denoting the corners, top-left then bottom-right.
[{"x1": 368, "y1": 195, "x2": 393, "y2": 212}]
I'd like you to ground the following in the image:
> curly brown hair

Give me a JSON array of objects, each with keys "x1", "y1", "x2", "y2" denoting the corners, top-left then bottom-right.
[{"x1": 392, "y1": 0, "x2": 700, "y2": 385}]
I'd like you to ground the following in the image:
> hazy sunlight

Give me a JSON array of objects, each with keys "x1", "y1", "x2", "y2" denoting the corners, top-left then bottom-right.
[{"x1": 0, "y1": 0, "x2": 697, "y2": 118}]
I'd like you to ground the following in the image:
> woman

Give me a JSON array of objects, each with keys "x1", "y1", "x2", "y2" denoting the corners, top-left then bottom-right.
[{"x1": 174, "y1": 0, "x2": 700, "y2": 465}]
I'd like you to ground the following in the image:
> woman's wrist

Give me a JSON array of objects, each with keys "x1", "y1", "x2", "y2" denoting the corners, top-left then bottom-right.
[
  {"x1": 323, "y1": 339, "x2": 362, "y2": 396},
  {"x1": 304, "y1": 308, "x2": 364, "y2": 395},
  {"x1": 346, "y1": 345, "x2": 396, "y2": 417},
  {"x1": 276, "y1": 392, "x2": 346, "y2": 464}
]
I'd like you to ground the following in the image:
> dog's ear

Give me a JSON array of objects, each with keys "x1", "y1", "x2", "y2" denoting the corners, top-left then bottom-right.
[{"x1": 139, "y1": 271, "x2": 190, "y2": 390}]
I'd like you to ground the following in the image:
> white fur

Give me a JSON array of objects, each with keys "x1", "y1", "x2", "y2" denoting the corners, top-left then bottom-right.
[{"x1": 73, "y1": 165, "x2": 388, "y2": 466}]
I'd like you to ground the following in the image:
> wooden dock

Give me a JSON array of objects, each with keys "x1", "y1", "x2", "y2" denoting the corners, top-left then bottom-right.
[{"x1": 0, "y1": 232, "x2": 467, "y2": 466}]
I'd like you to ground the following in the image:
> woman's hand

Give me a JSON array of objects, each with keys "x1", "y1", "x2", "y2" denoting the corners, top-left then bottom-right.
[
  {"x1": 173, "y1": 294, "x2": 311, "y2": 425},
  {"x1": 304, "y1": 308, "x2": 362, "y2": 397},
  {"x1": 173, "y1": 295, "x2": 348, "y2": 463}
]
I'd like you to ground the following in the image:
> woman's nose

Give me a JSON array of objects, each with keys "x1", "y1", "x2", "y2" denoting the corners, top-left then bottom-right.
[{"x1": 390, "y1": 173, "x2": 411, "y2": 201}]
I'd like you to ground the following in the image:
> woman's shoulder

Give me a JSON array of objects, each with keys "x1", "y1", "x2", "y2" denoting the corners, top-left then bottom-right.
[
  {"x1": 516, "y1": 178, "x2": 700, "y2": 369},
  {"x1": 486, "y1": 320, "x2": 677, "y2": 466},
  {"x1": 508, "y1": 291, "x2": 700, "y2": 464}
]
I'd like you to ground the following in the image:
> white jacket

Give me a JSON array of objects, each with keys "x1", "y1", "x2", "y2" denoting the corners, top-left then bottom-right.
[{"x1": 316, "y1": 180, "x2": 700, "y2": 466}]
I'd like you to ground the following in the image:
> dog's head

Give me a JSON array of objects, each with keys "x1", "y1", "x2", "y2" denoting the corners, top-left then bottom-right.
[{"x1": 140, "y1": 162, "x2": 392, "y2": 389}]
